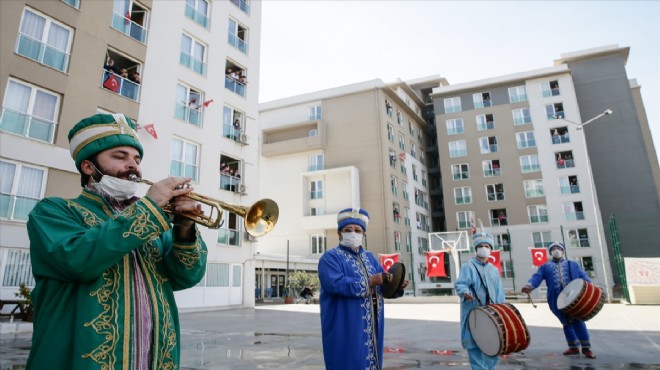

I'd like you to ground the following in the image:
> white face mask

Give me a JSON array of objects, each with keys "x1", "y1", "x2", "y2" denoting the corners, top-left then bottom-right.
[
  {"x1": 551, "y1": 249, "x2": 564, "y2": 259},
  {"x1": 91, "y1": 165, "x2": 138, "y2": 200},
  {"x1": 476, "y1": 246, "x2": 491, "y2": 259},
  {"x1": 340, "y1": 232, "x2": 363, "y2": 249}
]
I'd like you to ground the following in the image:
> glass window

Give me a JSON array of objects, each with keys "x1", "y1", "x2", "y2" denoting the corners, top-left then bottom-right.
[
  {"x1": 61, "y1": 0, "x2": 80, "y2": 8},
  {"x1": 311, "y1": 235, "x2": 326, "y2": 254},
  {"x1": 180, "y1": 34, "x2": 206, "y2": 75},
  {"x1": 476, "y1": 114, "x2": 494, "y2": 131},
  {"x1": 185, "y1": 0, "x2": 209, "y2": 28},
  {"x1": 309, "y1": 154, "x2": 324, "y2": 171},
  {"x1": 0, "y1": 160, "x2": 45, "y2": 221},
  {"x1": 394, "y1": 231, "x2": 401, "y2": 252},
  {"x1": 17, "y1": 8, "x2": 73, "y2": 72},
  {"x1": 309, "y1": 105, "x2": 322, "y2": 120},
  {"x1": 516, "y1": 131, "x2": 536, "y2": 149},
  {"x1": 444, "y1": 97, "x2": 462, "y2": 113},
  {"x1": 520, "y1": 155, "x2": 540, "y2": 173},
  {"x1": 206, "y1": 263, "x2": 229, "y2": 286},
  {"x1": 482, "y1": 160, "x2": 501, "y2": 177},
  {"x1": 473, "y1": 92, "x2": 491, "y2": 109},
  {"x1": 508, "y1": 86, "x2": 527, "y2": 103},
  {"x1": 385, "y1": 99, "x2": 393, "y2": 117},
  {"x1": 451, "y1": 164, "x2": 469, "y2": 180},
  {"x1": 217, "y1": 210, "x2": 240, "y2": 246},
  {"x1": 512, "y1": 107, "x2": 531, "y2": 126},
  {"x1": 528, "y1": 205, "x2": 549, "y2": 224},
  {"x1": 454, "y1": 187, "x2": 472, "y2": 205},
  {"x1": 486, "y1": 183, "x2": 504, "y2": 202},
  {"x1": 310, "y1": 180, "x2": 323, "y2": 199},
  {"x1": 387, "y1": 124, "x2": 394, "y2": 142},
  {"x1": 393, "y1": 202, "x2": 401, "y2": 223},
  {"x1": 546, "y1": 103, "x2": 565, "y2": 120},
  {"x1": 542, "y1": 80, "x2": 560, "y2": 97},
  {"x1": 568, "y1": 228, "x2": 590, "y2": 248},
  {"x1": 402, "y1": 181, "x2": 409, "y2": 201},
  {"x1": 1, "y1": 79, "x2": 59, "y2": 143},
  {"x1": 532, "y1": 231, "x2": 552, "y2": 248},
  {"x1": 449, "y1": 140, "x2": 467, "y2": 158},
  {"x1": 112, "y1": 0, "x2": 149, "y2": 43},
  {"x1": 456, "y1": 211, "x2": 474, "y2": 229},
  {"x1": 398, "y1": 133, "x2": 405, "y2": 150},
  {"x1": 170, "y1": 138, "x2": 199, "y2": 181},
  {"x1": 446, "y1": 118, "x2": 464, "y2": 135},
  {"x1": 563, "y1": 202, "x2": 585, "y2": 221},
  {"x1": 1, "y1": 248, "x2": 35, "y2": 287},
  {"x1": 229, "y1": 0, "x2": 250, "y2": 14},
  {"x1": 391, "y1": 175, "x2": 398, "y2": 195},
  {"x1": 396, "y1": 110, "x2": 403, "y2": 125},
  {"x1": 227, "y1": 18, "x2": 248, "y2": 54},
  {"x1": 524, "y1": 179, "x2": 544, "y2": 198},
  {"x1": 223, "y1": 105, "x2": 244, "y2": 142},
  {"x1": 174, "y1": 84, "x2": 204, "y2": 126},
  {"x1": 479, "y1": 136, "x2": 498, "y2": 154}
]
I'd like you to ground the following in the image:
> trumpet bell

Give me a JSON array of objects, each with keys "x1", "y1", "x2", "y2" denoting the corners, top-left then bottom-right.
[{"x1": 245, "y1": 199, "x2": 279, "y2": 237}]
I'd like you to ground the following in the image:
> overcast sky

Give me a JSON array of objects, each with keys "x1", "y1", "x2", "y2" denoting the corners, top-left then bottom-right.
[{"x1": 258, "y1": 0, "x2": 660, "y2": 161}]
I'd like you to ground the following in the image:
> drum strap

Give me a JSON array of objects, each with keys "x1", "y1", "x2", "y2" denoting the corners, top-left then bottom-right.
[{"x1": 470, "y1": 261, "x2": 492, "y2": 306}]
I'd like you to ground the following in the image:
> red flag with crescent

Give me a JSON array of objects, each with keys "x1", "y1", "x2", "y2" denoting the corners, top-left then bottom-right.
[
  {"x1": 142, "y1": 123, "x2": 158, "y2": 139},
  {"x1": 425, "y1": 251, "x2": 446, "y2": 277},
  {"x1": 380, "y1": 253, "x2": 399, "y2": 272},
  {"x1": 531, "y1": 248, "x2": 547, "y2": 267},
  {"x1": 488, "y1": 250, "x2": 502, "y2": 276},
  {"x1": 203, "y1": 99, "x2": 214, "y2": 108},
  {"x1": 398, "y1": 152, "x2": 406, "y2": 162}
]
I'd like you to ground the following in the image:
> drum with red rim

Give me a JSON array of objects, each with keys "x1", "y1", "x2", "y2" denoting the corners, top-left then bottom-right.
[
  {"x1": 468, "y1": 303, "x2": 530, "y2": 356},
  {"x1": 557, "y1": 278, "x2": 604, "y2": 321}
]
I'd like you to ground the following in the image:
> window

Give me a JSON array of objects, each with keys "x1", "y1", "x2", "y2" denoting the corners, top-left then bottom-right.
[
  {"x1": 229, "y1": 0, "x2": 250, "y2": 14},
  {"x1": 511, "y1": 109, "x2": 530, "y2": 128},
  {"x1": 556, "y1": 151, "x2": 575, "y2": 169},
  {"x1": 61, "y1": 0, "x2": 80, "y2": 9},
  {"x1": 225, "y1": 62, "x2": 246, "y2": 97},
  {"x1": 444, "y1": 97, "x2": 462, "y2": 113},
  {"x1": 516, "y1": 131, "x2": 536, "y2": 149},
  {"x1": 524, "y1": 179, "x2": 544, "y2": 198},
  {"x1": 546, "y1": 103, "x2": 565, "y2": 119},
  {"x1": 402, "y1": 181, "x2": 409, "y2": 201},
  {"x1": 473, "y1": 92, "x2": 491, "y2": 109},
  {"x1": 408, "y1": 120, "x2": 415, "y2": 135},
  {"x1": 560, "y1": 176, "x2": 580, "y2": 194},
  {"x1": 228, "y1": 18, "x2": 248, "y2": 54},
  {"x1": 310, "y1": 207, "x2": 324, "y2": 216},
  {"x1": 420, "y1": 151, "x2": 425, "y2": 165},
  {"x1": 528, "y1": 205, "x2": 549, "y2": 224},
  {"x1": 309, "y1": 154, "x2": 324, "y2": 172},
  {"x1": 574, "y1": 256, "x2": 595, "y2": 277},
  {"x1": 309, "y1": 105, "x2": 322, "y2": 120},
  {"x1": 404, "y1": 207, "x2": 410, "y2": 227},
  {"x1": 542, "y1": 80, "x2": 560, "y2": 97},
  {"x1": 452, "y1": 164, "x2": 469, "y2": 180},
  {"x1": 449, "y1": 140, "x2": 467, "y2": 158},
  {"x1": 482, "y1": 160, "x2": 501, "y2": 177},
  {"x1": 416, "y1": 213, "x2": 428, "y2": 231},
  {"x1": 101, "y1": 51, "x2": 142, "y2": 101},
  {"x1": 217, "y1": 210, "x2": 240, "y2": 246},
  {"x1": 223, "y1": 105, "x2": 244, "y2": 142},
  {"x1": 308, "y1": 129, "x2": 317, "y2": 137},
  {"x1": 446, "y1": 118, "x2": 464, "y2": 135},
  {"x1": 387, "y1": 124, "x2": 394, "y2": 142},
  {"x1": 1, "y1": 79, "x2": 60, "y2": 143},
  {"x1": 0, "y1": 248, "x2": 35, "y2": 287},
  {"x1": 206, "y1": 263, "x2": 229, "y2": 286},
  {"x1": 394, "y1": 232, "x2": 401, "y2": 252},
  {"x1": 421, "y1": 170, "x2": 427, "y2": 187},
  {"x1": 396, "y1": 110, "x2": 403, "y2": 125},
  {"x1": 170, "y1": 138, "x2": 199, "y2": 181},
  {"x1": 454, "y1": 187, "x2": 472, "y2": 205},
  {"x1": 391, "y1": 175, "x2": 398, "y2": 195},
  {"x1": 310, "y1": 180, "x2": 323, "y2": 199},
  {"x1": 398, "y1": 133, "x2": 405, "y2": 150},
  {"x1": 563, "y1": 202, "x2": 584, "y2": 221},
  {"x1": 551, "y1": 127, "x2": 570, "y2": 144},
  {"x1": 502, "y1": 260, "x2": 515, "y2": 279},
  {"x1": 0, "y1": 160, "x2": 45, "y2": 221},
  {"x1": 185, "y1": 0, "x2": 209, "y2": 28},
  {"x1": 385, "y1": 99, "x2": 393, "y2": 117},
  {"x1": 388, "y1": 149, "x2": 396, "y2": 168},
  {"x1": 220, "y1": 156, "x2": 242, "y2": 192},
  {"x1": 311, "y1": 235, "x2": 326, "y2": 254},
  {"x1": 490, "y1": 209, "x2": 508, "y2": 226},
  {"x1": 479, "y1": 136, "x2": 498, "y2": 154},
  {"x1": 175, "y1": 84, "x2": 204, "y2": 126},
  {"x1": 393, "y1": 202, "x2": 401, "y2": 223},
  {"x1": 568, "y1": 228, "x2": 590, "y2": 248},
  {"x1": 508, "y1": 86, "x2": 527, "y2": 103},
  {"x1": 112, "y1": 0, "x2": 149, "y2": 43},
  {"x1": 476, "y1": 114, "x2": 494, "y2": 131},
  {"x1": 457, "y1": 211, "x2": 474, "y2": 229},
  {"x1": 520, "y1": 155, "x2": 540, "y2": 173},
  {"x1": 486, "y1": 183, "x2": 504, "y2": 202},
  {"x1": 180, "y1": 34, "x2": 206, "y2": 75},
  {"x1": 532, "y1": 231, "x2": 552, "y2": 248},
  {"x1": 17, "y1": 8, "x2": 73, "y2": 72},
  {"x1": 494, "y1": 233, "x2": 510, "y2": 251},
  {"x1": 410, "y1": 142, "x2": 417, "y2": 159}
]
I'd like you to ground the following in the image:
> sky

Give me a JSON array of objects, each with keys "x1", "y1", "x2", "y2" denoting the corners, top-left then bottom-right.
[{"x1": 258, "y1": 0, "x2": 660, "y2": 161}]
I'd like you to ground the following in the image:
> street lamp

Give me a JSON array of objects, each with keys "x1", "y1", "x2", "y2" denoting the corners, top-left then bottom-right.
[{"x1": 557, "y1": 109, "x2": 613, "y2": 302}]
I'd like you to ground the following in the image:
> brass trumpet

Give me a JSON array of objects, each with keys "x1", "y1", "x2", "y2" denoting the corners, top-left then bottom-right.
[{"x1": 129, "y1": 175, "x2": 278, "y2": 237}]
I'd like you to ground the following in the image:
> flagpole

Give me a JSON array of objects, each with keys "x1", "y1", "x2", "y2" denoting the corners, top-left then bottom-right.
[
  {"x1": 507, "y1": 229, "x2": 515, "y2": 291},
  {"x1": 561, "y1": 225, "x2": 568, "y2": 259}
]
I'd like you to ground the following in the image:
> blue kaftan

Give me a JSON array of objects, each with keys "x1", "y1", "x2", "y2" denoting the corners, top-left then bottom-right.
[
  {"x1": 454, "y1": 257, "x2": 505, "y2": 370},
  {"x1": 527, "y1": 258, "x2": 592, "y2": 348},
  {"x1": 318, "y1": 245, "x2": 386, "y2": 370}
]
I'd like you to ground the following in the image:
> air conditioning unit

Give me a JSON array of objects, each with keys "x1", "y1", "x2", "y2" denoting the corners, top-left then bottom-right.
[
  {"x1": 239, "y1": 133, "x2": 249, "y2": 144},
  {"x1": 238, "y1": 183, "x2": 246, "y2": 193}
]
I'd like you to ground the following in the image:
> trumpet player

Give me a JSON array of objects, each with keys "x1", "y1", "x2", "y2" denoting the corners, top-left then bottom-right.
[{"x1": 25, "y1": 113, "x2": 208, "y2": 370}]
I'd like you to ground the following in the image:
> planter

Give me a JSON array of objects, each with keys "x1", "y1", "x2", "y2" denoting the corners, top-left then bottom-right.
[{"x1": 284, "y1": 296, "x2": 294, "y2": 304}]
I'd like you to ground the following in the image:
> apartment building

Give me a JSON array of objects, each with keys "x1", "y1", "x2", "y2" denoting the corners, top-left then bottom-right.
[
  {"x1": 258, "y1": 78, "x2": 443, "y2": 297},
  {"x1": 431, "y1": 45, "x2": 660, "y2": 298},
  {"x1": 0, "y1": 0, "x2": 263, "y2": 309}
]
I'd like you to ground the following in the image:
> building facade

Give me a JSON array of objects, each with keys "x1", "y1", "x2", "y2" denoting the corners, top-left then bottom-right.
[{"x1": 0, "y1": 0, "x2": 263, "y2": 309}]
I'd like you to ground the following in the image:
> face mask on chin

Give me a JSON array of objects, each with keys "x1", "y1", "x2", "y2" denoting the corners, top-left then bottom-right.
[
  {"x1": 90, "y1": 164, "x2": 138, "y2": 201},
  {"x1": 340, "y1": 232, "x2": 363, "y2": 249}
]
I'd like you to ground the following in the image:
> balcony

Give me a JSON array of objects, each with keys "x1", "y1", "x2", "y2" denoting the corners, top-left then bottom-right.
[
  {"x1": 530, "y1": 215, "x2": 549, "y2": 223},
  {"x1": 556, "y1": 159, "x2": 575, "y2": 169},
  {"x1": 220, "y1": 174, "x2": 242, "y2": 193},
  {"x1": 111, "y1": 12, "x2": 148, "y2": 43},
  {"x1": 565, "y1": 212, "x2": 585, "y2": 221},
  {"x1": 228, "y1": 33, "x2": 248, "y2": 54},
  {"x1": 552, "y1": 134, "x2": 570, "y2": 144},
  {"x1": 560, "y1": 185, "x2": 580, "y2": 194},
  {"x1": 225, "y1": 76, "x2": 246, "y2": 97},
  {"x1": 16, "y1": 33, "x2": 69, "y2": 72},
  {"x1": 262, "y1": 121, "x2": 324, "y2": 157},
  {"x1": 101, "y1": 71, "x2": 141, "y2": 101},
  {"x1": 174, "y1": 103, "x2": 203, "y2": 126},
  {"x1": 1, "y1": 108, "x2": 56, "y2": 143}
]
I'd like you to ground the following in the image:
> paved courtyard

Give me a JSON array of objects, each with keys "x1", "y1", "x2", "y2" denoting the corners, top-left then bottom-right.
[{"x1": 1, "y1": 302, "x2": 659, "y2": 369}]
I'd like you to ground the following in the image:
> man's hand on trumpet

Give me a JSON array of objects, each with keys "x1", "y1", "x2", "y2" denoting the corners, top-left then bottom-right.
[{"x1": 146, "y1": 177, "x2": 197, "y2": 208}]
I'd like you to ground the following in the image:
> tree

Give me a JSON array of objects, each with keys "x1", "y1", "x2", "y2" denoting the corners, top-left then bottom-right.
[{"x1": 287, "y1": 271, "x2": 319, "y2": 298}]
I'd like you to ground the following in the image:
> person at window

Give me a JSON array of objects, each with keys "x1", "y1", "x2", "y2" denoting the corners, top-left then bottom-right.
[
  {"x1": 522, "y1": 242, "x2": 596, "y2": 359},
  {"x1": 129, "y1": 71, "x2": 141, "y2": 84},
  {"x1": 119, "y1": 68, "x2": 129, "y2": 79},
  {"x1": 454, "y1": 231, "x2": 505, "y2": 370},
  {"x1": 318, "y1": 208, "x2": 408, "y2": 370},
  {"x1": 103, "y1": 57, "x2": 119, "y2": 74},
  {"x1": 25, "y1": 113, "x2": 208, "y2": 369}
]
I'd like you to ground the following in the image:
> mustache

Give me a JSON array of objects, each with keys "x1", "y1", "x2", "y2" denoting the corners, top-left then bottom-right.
[{"x1": 118, "y1": 170, "x2": 141, "y2": 179}]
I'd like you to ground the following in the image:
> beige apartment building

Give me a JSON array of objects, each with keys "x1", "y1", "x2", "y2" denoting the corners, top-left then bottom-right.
[
  {"x1": 1, "y1": 0, "x2": 264, "y2": 310},
  {"x1": 258, "y1": 78, "x2": 447, "y2": 297}
]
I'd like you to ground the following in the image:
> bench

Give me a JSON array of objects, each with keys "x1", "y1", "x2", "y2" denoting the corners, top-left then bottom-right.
[{"x1": 0, "y1": 299, "x2": 27, "y2": 320}]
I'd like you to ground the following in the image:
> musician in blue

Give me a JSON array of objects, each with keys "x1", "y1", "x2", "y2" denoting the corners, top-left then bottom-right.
[
  {"x1": 455, "y1": 231, "x2": 505, "y2": 370},
  {"x1": 522, "y1": 241, "x2": 596, "y2": 358}
]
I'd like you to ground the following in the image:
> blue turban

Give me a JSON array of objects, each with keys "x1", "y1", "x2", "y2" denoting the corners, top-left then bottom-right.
[{"x1": 337, "y1": 208, "x2": 369, "y2": 231}]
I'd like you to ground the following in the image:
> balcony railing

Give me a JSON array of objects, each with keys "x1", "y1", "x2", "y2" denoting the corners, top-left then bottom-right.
[
  {"x1": 491, "y1": 217, "x2": 508, "y2": 226},
  {"x1": 560, "y1": 185, "x2": 580, "y2": 194},
  {"x1": 170, "y1": 161, "x2": 199, "y2": 181},
  {"x1": 230, "y1": 0, "x2": 250, "y2": 14},
  {"x1": 487, "y1": 193, "x2": 504, "y2": 201},
  {"x1": 217, "y1": 229, "x2": 240, "y2": 246},
  {"x1": 184, "y1": 3, "x2": 209, "y2": 28},
  {"x1": 525, "y1": 189, "x2": 544, "y2": 197},
  {"x1": 16, "y1": 33, "x2": 70, "y2": 72},
  {"x1": 1, "y1": 108, "x2": 57, "y2": 143},
  {"x1": 220, "y1": 174, "x2": 241, "y2": 192},
  {"x1": 552, "y1": 135, "x2": 570, "y2": 144},
  {"x1": 111, "y1": 12, "x2": 148, "y2": 43},
  {"x1": 530, "y1": 215, "x2": 549, "y2": 223},
  {"x1": 174, "y1": 103, "x2": 203, "y2": 126},
  {"x1": 521, "y1": 164, "x2": 540, "y2": 173},
  {"x1": 477, "y1": 121, "x2": 495, "y2": 131},
  {"x1": 556, "y1": 159, "x2": 575, "y2": 169},
  {"x1": 228, "y1": 33, "x2": 248, "y2": 54},
  {"x1": 455, "y1": 196, "x2": 471, "y2": 205},
  {"x1": 565, "y1": 211, "x2": 585, "y2": 221},
  {"x1": 484, "y1": 168, "x2": 501, "y2": 177},
  {"x1": 570, "y1": 239, "x2": 590, "y2": 248},
  {"x1": 180, "y1": 51, "x2": 206, "y2": 75},
  {"x1": 225, "y1": 76, "x2": 246, "y2": 97},
  {"x1": 223, "y1": 123, "x2": 243, "y2": 142},
  {"x1": 101, "y1": 70, "x2": 141, "y2": 101}
]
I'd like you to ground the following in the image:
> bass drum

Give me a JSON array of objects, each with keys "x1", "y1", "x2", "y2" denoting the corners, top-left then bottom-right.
[
  {"x1": 557, "y1": 278, "x2": 605, "y2": 321},
  {"x1": 468, "y1": 303, "x2": 530, "y2": 356}
]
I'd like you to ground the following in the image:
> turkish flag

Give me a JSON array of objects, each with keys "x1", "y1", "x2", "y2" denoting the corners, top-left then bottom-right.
[
  {"x1": 103, "y1": 74, "x2": 119, "y2": 92},
  {"x1": 398, "y1": 152, "x2": 406, "y2": 162},
  {"x1": 425, "y1": 251, "x2": 446, "y2": 277},
  {"x1": 203, "y1": 99, "x2": 214, "y2": 108},
  {"x1": 531, "y1": 248, "x2": 547, "y2": 267},
  {"x1": 380, "y1": 253, "x2": 399, "y2": 272},
  {"x1": 470, "y1": 219, "x2": 477, "y2": 235},
  {"x1": 142, "y1": 123, "x2": 158, "y2": 139},
  {"x1": 124, "y1": 10, "x2": 131, "y2": 24},
  {"x1": 488, "y1": 250, "x2": 502, "y2": 276}
]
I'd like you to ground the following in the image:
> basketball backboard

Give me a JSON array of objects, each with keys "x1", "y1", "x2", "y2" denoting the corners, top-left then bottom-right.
[{"x1": 428, "y1": 230, "x2": 470, "y2": 253}]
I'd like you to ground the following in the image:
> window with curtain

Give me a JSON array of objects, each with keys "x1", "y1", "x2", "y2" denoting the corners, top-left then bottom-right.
[
  {"x1": 0, "y1": 160, "x2": 45, "y2": 221},
  {"x1": 174, "y1": 84, "x2": 203, "y2": 126},
  {"x1": 206, "y1": 263, "x2": 229, "y2": 286},
  {"x1": 180, "y1": 34, "x2": 206, "y2": 75},
  {"x1": 185, "y1": 0, "x2": 209, "y2": 28},
  {"x1": 1, "y1": 79, "x2": 59, "y2": 143},
  {"x1": 170, "y1": 138, "x2": 199, "y2": 181},
  {"x1": 17, "y1": 8, "x2": 72, "y2": 72},
  {"x1": 228, "y1": 18, "x2": 249, "y2": 54},
  {"x1": 1, "y1": 248, "x2": 35, "y2": 287}
]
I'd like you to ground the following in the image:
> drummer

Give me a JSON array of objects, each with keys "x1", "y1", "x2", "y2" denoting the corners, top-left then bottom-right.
[
  {"x1": 522, "y1": 242, "x2": 596, "y2": 359},
  {"x1": 455, "y1": 231, "x2": 505, "y2": 370}
]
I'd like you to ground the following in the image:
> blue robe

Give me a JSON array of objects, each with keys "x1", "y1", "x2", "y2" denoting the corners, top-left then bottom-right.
[
  {"x1": 318, "y1": 245, "x2": 386, "y2": 370},
  {"x1": 454, "y1": 257, "x2": 505, "y2": 370},
  {"x1": 527, "y1": 258, "x2": 592, "y2": 347}
]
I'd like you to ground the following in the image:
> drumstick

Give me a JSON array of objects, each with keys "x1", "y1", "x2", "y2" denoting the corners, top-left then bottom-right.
[{"x1": 526, "y1": 293, "x2": 537, "y2": 308}]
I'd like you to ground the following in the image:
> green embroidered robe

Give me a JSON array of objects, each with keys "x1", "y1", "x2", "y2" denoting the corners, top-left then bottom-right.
[{"x1": 26, "y1": 190, "x2": 207, "y2": 370}]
